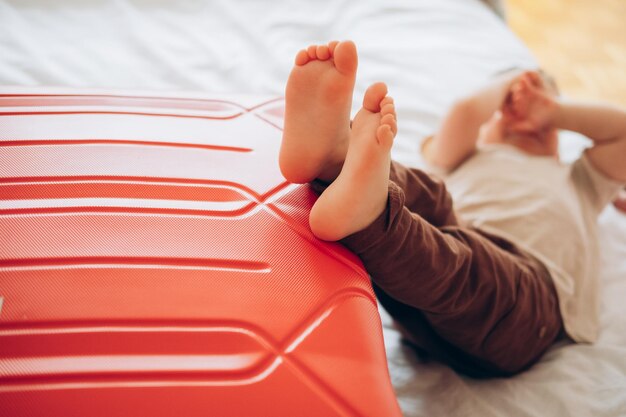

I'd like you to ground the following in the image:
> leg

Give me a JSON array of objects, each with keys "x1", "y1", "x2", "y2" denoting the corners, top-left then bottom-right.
[
  {"x1": 373, "y1": 285, "x2": 507, "y2": 378},
  {"x1": 389, "y1": 161, "x2": 459, "y2": 227},
  {"x1": 341, "y1": 184, "x2": 563, "y2": 375},
  {"x1": 311, "y1": 161, "x2": 459, "y2": 228}
]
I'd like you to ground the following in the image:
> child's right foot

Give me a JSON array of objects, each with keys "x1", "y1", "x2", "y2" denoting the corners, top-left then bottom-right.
[
  {"x1": 309, "y1": 83, "x2": 397, "y2": 241},
  {"x1": 279, "y1": 40, "x2": 358, "y2": 184}
]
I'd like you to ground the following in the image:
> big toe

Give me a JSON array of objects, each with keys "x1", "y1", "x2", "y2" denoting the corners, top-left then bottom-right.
[
  {"x1": 333, "y1": 40, "x2": 358, "y2": 76},
  {"x1": 362, "y1": 82, "x2": 388, "y2": 112}
]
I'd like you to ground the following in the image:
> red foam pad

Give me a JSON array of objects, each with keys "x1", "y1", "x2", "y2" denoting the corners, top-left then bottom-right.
[{"x1": 0, "y1": 90, "x2": 401, "y2": 416}]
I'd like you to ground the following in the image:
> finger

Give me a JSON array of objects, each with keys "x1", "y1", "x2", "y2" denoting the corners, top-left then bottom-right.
[
  {"x1": 519, "y1": 76, "x2": 532, "y2": 91},
  {"x1": 519, "y1": 77, "x2": 544, "y2": 98},
  {"x1": 528, "y1": 71, "x2": 543, "y2": 88},
  {"x1": 512, "y1": 91, "x2": 530, "y2": 114}
]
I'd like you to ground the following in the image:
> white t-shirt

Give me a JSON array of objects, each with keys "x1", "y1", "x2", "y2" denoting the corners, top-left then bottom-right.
[{"x1": 430, "y1": 144, "x2": 623, "y2": 343}]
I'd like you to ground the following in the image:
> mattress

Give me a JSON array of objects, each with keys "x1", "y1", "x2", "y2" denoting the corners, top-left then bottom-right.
[{"x1": 1, "y1": 0, "x2": 625, "y2": 416}]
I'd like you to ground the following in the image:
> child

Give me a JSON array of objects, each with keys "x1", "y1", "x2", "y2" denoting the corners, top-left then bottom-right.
[{"x1": 279, "y1": 41, "x2": 626, "y2": 377}]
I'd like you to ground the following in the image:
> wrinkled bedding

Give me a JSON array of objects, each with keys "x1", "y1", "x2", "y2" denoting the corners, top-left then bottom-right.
[{"x1": 1, "y1": 0, "x2": 624, "y2": 415}]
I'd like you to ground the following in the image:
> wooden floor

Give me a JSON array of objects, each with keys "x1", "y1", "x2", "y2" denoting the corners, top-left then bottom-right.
[{"x1": 505, "y1": 0, "x2": 626, "y2": 108}]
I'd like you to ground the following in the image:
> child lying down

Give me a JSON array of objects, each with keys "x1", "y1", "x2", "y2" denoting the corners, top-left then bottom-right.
[{"x1": 279, "y1": 41, "x2": 626, "y2": 377}]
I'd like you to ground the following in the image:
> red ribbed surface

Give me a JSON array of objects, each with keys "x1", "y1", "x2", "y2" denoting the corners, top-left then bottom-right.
[{"x1": 0, "y1": 90, "x2": 401, "y2": 416}]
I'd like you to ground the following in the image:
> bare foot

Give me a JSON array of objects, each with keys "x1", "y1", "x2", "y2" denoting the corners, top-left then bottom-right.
[
  {"x1": 309, "y1": 83, "x2": 397, "y2": 241},
  {"x1": 279, "y1": 41, "x2": 358, "y2": 184}
]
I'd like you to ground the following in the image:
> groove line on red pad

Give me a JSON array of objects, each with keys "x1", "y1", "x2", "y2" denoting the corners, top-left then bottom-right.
[
  {"x1": 0, "y1": 257, "x2": 270, "y2": 272},
  {"x1": 0, "y1": 140, "x2": 252, "y2": 153}
]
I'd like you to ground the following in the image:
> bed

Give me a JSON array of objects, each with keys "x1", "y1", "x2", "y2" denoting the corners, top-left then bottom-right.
[{"x1": 1, "y1": 0, "x2": 625, "y2": 415}]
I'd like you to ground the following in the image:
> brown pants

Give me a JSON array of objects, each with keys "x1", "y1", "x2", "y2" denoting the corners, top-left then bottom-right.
[{"x1": 313, "y1": 161, "x2": 563, "y2": 378}]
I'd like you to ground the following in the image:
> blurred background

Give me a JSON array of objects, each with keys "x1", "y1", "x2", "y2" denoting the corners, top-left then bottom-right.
[{"x1": 506, "y1": 0, "x2": 626, "y2": 108}]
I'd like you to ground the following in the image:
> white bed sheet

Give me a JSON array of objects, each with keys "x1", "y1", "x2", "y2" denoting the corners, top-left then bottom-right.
[{"x1": 1, "y1": 1, "x2": 625, "y2": 416}]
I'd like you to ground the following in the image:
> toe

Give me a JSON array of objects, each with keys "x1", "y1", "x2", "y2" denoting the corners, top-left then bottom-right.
[
  {"x1": 316, "y1": 45, "x2": 331, "y2": 60},
  {"x1": 381, "y1": 113, "x2": 396, "y2": 127},
  {"x1": 328, "y1": 40, "x2": 339, "y2": 56},
  {"x1": 381, "y1": 102, "x2": 395, "y2": 117},
  {"x1": 388, "y1": 118, "x2": 398, "y2": 136},
  {"x1": 380, "y1": 96, "x2": 394, "y2": 107},
  {"x1": 295, "y1": 49, "x2": 310, "y2": 66},
  {"x1": 381, "y1": 113, "x2": 397, "y2": 136},
  {"x1": 333, "y1": 41, "x2": 358, "y2": 75},
  {"x1": 363, "y1": 83, "x2": 388, "y2": 112},
  {"x1": 376, "y1": 125, "x2": 394, "y2": 148},
  {"x1": 307, "y1": 45, "x2": 318, "y2": 60}
]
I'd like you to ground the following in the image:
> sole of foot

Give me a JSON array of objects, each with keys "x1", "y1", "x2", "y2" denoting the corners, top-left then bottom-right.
[
  {"x1": 309, "y1": 82, "x2": 397, "y2": 241},
  {"x1": 279, "y1": 40, "x2": 358, "y2": 184}
]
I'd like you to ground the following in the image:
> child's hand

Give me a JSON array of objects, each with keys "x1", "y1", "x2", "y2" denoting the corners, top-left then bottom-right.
[{"x1": 503, "y1": 71, "x2": 558, "y2": 134}]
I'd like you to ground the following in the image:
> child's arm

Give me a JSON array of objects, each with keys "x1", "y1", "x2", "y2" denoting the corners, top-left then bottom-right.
[
  {"x1": 422, "y1": 70, "x2": 524, "y2": 170},
  {"x1": 510, "y1": 75, "x2": 626, "y2": 181},
  {"x1": 555, "y1": 102, "x2": 626, "y2": 181}
]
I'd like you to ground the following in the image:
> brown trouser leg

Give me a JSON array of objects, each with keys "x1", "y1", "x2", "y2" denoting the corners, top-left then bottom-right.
[{"x1": 313, "y1": 161, "x2": 563, "y2": 377}]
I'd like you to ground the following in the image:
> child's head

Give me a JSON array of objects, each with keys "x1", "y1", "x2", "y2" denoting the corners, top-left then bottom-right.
[{"x1": 479, "y1": 69, "x2": 560, "y2": 158}]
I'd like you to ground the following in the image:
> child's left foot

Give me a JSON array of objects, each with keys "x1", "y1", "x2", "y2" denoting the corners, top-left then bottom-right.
[{"x1": 309, "y1": 83, "x2": 397, "y2": 241}]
